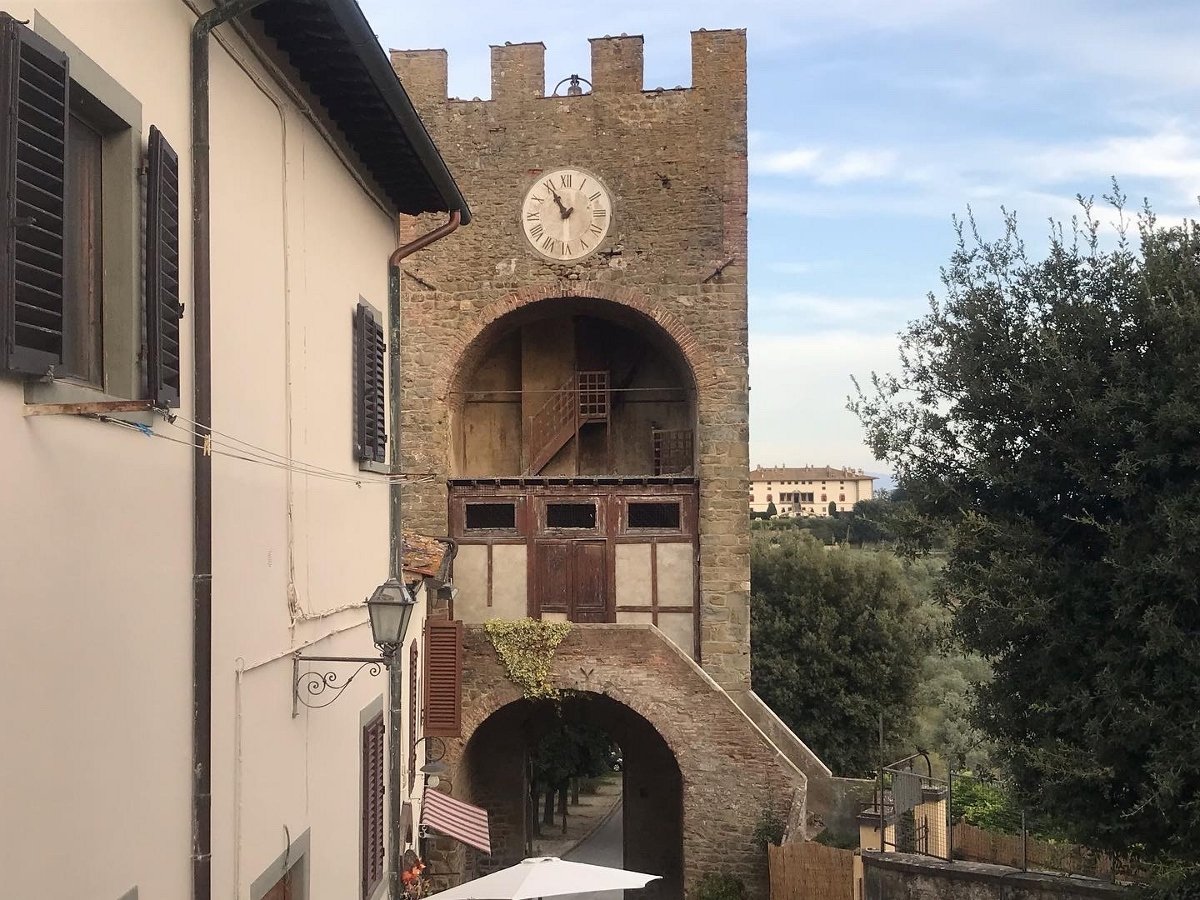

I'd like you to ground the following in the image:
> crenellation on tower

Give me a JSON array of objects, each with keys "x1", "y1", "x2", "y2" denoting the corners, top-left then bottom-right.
[
  {"x1": 690, "y1": 27, "x2": 747, "y2": 93},
  {"x1": 490, "y1": 41, "x2": 546, "y2": 100},
  {"x1": 389, "y1": 47, "x2": 448, "y2": 107},
  {"x1": 588, "y1": 34, "x2": 644, "y2": 93}
]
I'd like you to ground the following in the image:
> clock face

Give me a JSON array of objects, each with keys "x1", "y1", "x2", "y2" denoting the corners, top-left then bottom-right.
[{"x1": 521, "y1": 168, "x2": 612, "y2": 262}]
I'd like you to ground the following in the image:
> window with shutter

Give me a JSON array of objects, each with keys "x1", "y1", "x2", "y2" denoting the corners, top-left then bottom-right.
[
  {"x1": 0, "y1": 15, "x2": 69, "y2": 375},
  {"x1": 408, "y1": 639, "x2": 419, "y2": 793},
  {"x1": 354, "y1": 301, "x2": 387, "y2": 463},
  {"x1": 146, "y1": 125, "x2": 181, "y2": 407},
  {"x1": 1, "y1": 14, "x2": 147, "y2": 399},
  {"x1": 361, "y1": 712, "x2": 385, "y2": 899},
  {"x1": 423, "y1": 619, "x2": 463, "y2": 738}
]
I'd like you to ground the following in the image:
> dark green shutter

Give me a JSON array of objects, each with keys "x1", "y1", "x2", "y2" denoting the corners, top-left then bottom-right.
[
  {"x1": 354, "y1": 302, "x2": 387, "y2": 463},
  {"x1": 146, "y1": 125, "x2": 181, "y2": 407},
  {"x1": 0, "y1": 14, "x2": 68, "y2": 375}
]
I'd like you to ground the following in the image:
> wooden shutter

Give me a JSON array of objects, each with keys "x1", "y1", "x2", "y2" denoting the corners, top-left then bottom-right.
[
  {"x1": 0, "y1": 14, "x2": 68, "y2": 375},
  {"x1": 146, "y1": 125, "x2": 181, "y2": 407},
  {"x1": 361, "y1": 713, "x2": 385, "y2": 899},
  {"x1": 408, "y1": 639, "x2": 419, "y2": 793},
  {"x1": 354, "y1": 302, "x2": 387, "y2": 463},
  {"x1": 423, "y1": 619, "x2": 463, "y2": 737}
]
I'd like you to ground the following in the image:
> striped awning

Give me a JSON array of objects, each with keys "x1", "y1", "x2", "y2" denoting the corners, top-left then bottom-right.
[{"x1": 421, "y1": 787, "x2": 491, "y2": 855}]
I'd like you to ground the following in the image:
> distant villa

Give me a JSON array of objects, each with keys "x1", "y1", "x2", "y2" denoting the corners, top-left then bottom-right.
[{"x1": 749, "y1": 465, "x2": 876, "y2": 517}]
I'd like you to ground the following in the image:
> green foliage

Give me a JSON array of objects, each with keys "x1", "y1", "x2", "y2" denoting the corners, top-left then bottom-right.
[
  {"x1": 529, "y1": 717, "x2": 614, "y2": 790},
  {"x1": 813, "y1": 829, "x2": 861, "y2": 850},
  {"x1": 694, "y1": 872, "x2": 747, "y2": 900},
  {"x1": 483, "y1": 618, "x2": 571, "y2": 699},
  {"x1": 851, "y1": 190, "x2": 1200, "y2": 863},
  {"x1": 752, "y1": 807, "x2": 787, "y2": 850},
  {"x1": 765, "y1": 500, "x2": 778, "y2": 518},
  {"x1": 750, "y1": 531, "x2": 927, "y2": 775},
  {"x1": 950, "y1": 776, "x2": 1024, "y2": 834}
]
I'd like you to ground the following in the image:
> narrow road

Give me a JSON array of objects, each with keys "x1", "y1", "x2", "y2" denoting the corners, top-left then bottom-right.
[{"x1": 563, "y1": 799, "x2": 624, "y2": 900}]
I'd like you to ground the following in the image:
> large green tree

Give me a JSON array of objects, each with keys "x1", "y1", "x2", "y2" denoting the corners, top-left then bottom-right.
[
  {"x1": 851, "y1": 195, "x2": 1200, "y2": 863},
  {"x1": 750, "y1": 531, "x2": 925, "y2": 775}
]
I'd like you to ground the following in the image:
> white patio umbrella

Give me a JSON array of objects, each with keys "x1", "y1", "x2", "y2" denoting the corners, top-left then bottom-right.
[{"x1": 426, "y1": 856, "x2": 661, "y2": 900}]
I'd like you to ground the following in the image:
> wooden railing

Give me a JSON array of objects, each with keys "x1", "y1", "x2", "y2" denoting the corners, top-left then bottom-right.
[
  {"x1": 524, "y1": 371, "x2": 610, "y2": 475},
  {"x1": 652, "y1": 428, "x2": 694, "y2": 475}
]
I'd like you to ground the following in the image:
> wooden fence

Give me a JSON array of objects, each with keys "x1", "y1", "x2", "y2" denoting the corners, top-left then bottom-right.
[
  {"x1": 768, "y1": 842, "x2": 856, "y2": 900},
  {"x1": 951, "y1": 822, "x2": 1115, "y2": 878}
]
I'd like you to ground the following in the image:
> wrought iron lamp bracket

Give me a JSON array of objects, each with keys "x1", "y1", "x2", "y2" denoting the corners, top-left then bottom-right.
[{"x1": 292, "y1": 653, "x2": 384, "y2": 717}]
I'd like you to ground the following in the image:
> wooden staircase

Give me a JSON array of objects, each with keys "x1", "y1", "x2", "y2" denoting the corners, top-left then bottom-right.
[{"x1": 524, "y1": 371, "x2": 610, "y2": 475}]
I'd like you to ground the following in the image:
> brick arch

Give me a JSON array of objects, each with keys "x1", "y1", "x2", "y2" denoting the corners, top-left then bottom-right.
[
  {"x1": 426, "y1": 627, "x2": 802, "y2": 899},
  {"x1": 434, "y1": 283, "x2": 715, "y2": 413},
  {"x1": 457, "y1": 683, "x2": 687, "y2": 766}
]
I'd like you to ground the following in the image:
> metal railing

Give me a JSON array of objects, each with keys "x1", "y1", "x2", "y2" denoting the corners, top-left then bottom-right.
[{"x1": 874, "y1": 756, "x2": 1124, "y2": 881}]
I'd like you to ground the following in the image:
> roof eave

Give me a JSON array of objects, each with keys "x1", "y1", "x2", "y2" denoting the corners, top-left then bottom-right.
[{"x1": 320, "y1": 0, "x2": 471, "y2": 225}]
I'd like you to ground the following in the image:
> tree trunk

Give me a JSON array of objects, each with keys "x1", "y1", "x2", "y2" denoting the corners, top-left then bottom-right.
[
  {"x1": 559, "y1": 782, "x2": 569, "y2": 833},
  {"x1": 543, "y1": 787, "x2": 556, "y2": 827},
  {"x1": 571, "y1": 778, "x2": 580, "y2": 806}
]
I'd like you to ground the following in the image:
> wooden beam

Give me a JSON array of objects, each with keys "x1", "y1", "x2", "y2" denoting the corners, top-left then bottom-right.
[{"x1": 24, "y1": 400, "x2": 157, "y2": 417}]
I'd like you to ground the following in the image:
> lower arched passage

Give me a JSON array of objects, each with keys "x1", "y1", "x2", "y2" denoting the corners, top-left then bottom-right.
[{"x1": 453, "y1": 692, "x2": 684, "y2": 900}]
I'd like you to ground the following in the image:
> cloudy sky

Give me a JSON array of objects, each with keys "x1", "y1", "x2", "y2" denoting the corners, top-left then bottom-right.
[{"x1": 358, "y1": 0, "x2": 1200, "y2": 479}]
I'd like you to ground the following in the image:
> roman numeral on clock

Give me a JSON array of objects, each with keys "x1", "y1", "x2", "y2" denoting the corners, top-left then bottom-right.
[
  {"x1": 530, "y1": 224, "x2": 544, "y2": 239},
  {"x1": 526, "y1": 211, "x2": 539, "y2": 221},
  {"x1": 593, "y1": 208, "x2": 606, "y2": 220},
  {"x1": 589, "y1": 222, "x2": 602, "y2": 235},
  {"x1": 560, "y1": 173, "x2": 572, "y2": 187},
  {"x1": 541, "y1": 235, "x2": 556, "y2": 252},
  {"x1": 588, "y1": 191, "x2": 601, "y2": 202}
]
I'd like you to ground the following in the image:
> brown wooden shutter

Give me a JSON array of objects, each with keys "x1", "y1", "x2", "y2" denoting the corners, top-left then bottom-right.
[
  {"x1": 408, "y1": 638, "x2": 419, "y2": 793},
  {"x1": 354, "y1": 302, "x2": 387, "y2": 463},
  {"x1": 0, "y1": 14, "x2": 68, "y2": 375},
  {"x1": 423, "y1": 619, "x2": 463, "y2": 738},
  {"x1": 146, "y1": 125, "x2": 181, "y2": 407},
  {"x1": 361, "y1": 713, "x2": 385, "y2": 899}
]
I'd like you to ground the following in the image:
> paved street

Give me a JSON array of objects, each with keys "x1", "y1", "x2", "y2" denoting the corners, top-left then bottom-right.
[{"x1": 563, "y1": 799, "x2": 624, "y2": 900}]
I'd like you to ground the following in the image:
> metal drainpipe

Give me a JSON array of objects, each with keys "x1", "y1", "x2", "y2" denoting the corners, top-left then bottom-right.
[
  {"x1": 385, "y1": 209, "x2": 461, "y2": 898},
  {"x1": 190, "y1": 3, "x2": 268, "y2": 900}
]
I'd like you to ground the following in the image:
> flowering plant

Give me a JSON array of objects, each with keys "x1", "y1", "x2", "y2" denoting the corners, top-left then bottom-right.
[{"x1": 401, "y1": 854, "x2": 429, "y2": 899}]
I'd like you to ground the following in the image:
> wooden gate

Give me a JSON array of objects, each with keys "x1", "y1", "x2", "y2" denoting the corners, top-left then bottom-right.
[{"x1": 768, "y1": 842, "x2": 855, "y2": 900}]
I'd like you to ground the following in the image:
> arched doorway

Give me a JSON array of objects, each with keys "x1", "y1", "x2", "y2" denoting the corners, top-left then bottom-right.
[{"x1": 453, "y1": 692, "x2": 684, "y2": 900}]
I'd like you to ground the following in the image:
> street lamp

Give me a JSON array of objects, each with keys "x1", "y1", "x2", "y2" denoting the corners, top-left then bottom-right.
[
  {"x1": 292, "y1": 574, "x2": 420, "y2": 899},
  {"x1": 367, "y1": 576, "x2": 417, "y2": 652}
]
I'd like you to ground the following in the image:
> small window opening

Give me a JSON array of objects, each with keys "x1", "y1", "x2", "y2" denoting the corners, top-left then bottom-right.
[
  {"x1": 546, "y1": 503, "x2": 596, "y2": 529},
  {"x1": 465, "y1": 502, "x2": 517, "y2": 530},
  {"x1": 629, "y1": 502, "x2": 681, "y2": 530}
]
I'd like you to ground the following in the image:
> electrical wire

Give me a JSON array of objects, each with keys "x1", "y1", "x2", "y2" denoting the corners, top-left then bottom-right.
[
  {"x1": 164, "y1": 411, "x2": 439, "y2": 483},
  {"x1": 97, "y1": 416, "x2": 439, "y2": 487}
]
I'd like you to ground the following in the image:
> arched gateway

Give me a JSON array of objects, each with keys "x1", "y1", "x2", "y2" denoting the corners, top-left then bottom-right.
[{"x1": 425, "y1": 626, "x2": 806, "y2": 899}]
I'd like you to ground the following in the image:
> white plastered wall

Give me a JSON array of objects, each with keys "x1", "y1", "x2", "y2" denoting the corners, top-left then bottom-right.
[{"x1": 0, "y1": 2, "x2": 427, "y2": 898}]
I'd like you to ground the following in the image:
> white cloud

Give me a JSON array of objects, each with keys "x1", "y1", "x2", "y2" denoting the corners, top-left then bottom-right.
[
  {"x1": 751, "y1": 292, "x2": 921, "y2": 332},
  {"x1": 753, "y1": 146, "x2": 898, "y2": 184}
]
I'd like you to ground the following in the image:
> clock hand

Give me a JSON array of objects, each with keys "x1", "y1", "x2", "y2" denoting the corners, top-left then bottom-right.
[
  {"x1": 560, "y1": 205, "x2": 574, "y2": 220},
  {"x1": 549, "y1": 190, "x2": 570, "y2": 218}
]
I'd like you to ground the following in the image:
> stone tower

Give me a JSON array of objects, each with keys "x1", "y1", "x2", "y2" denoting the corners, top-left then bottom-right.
[{"x1": 392, "y1": 32, "x2": 825, "y2": 899}]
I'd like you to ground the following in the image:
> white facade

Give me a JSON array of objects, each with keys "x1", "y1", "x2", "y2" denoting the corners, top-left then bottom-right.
[
  {"x1": 749, "y1": 466, "x2": 876, "y2": 517},
  {"x1": 0, "y1": 3, "x2": 457, "y2": 897}
]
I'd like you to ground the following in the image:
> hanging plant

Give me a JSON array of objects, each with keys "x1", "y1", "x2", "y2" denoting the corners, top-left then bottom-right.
[{"x1": 483, "y1": 618, "x2": 572, "y2": 699}]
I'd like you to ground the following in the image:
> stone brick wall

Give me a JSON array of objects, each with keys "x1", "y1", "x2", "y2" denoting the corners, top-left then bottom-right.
[
  {"x1": 863, "y1": 853, "x2": 1128, "y2": 900},
  {"x1": 391, "y1": 30, "x2": 752, "y2": 690},
  {"x1": 428, "y1": 625, "x2": 804, "y2": 899}
]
